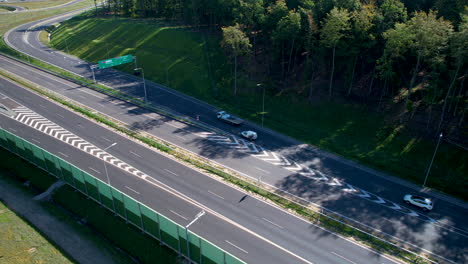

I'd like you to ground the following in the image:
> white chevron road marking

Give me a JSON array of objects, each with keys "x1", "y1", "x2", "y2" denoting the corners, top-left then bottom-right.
[
  {"x1": 10, "y1": 106, "x2": 150, "y2": 183},
  {"x1": 372, "y1": 196, "x2": 386, "y2": 204},
  {"x1": 357, "y1": 190, "x2": 371, "y2": 198}
]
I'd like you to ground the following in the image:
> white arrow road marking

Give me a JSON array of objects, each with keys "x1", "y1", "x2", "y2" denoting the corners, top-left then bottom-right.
[
  {"x1": 262, "y1": 152, "x2": 283, "y2": 163},
  {"x1": 407, "y1": 210, "x2": 419, "y2": 217},
  {"x1": 283, "y1": 162, "x2": 302, "y2": 171},
  {"x1": 342, "y1": 184, "x2": 357, "y2": 193},
  {"x1": 252, "y1": 150, "x2": 270, "y2": 158},
  {"x1": 357, "y1": 190, "x2": 371, "y2": 198},
  {"x1": 327, "y1": 178, "x2": 342, "y2": 186},
  {"x1": 388, "y1": 203, "x2": 401, "y2": 210},
  {"x1": 372, "y1": 196, "x2": 386, "y2": 204}
]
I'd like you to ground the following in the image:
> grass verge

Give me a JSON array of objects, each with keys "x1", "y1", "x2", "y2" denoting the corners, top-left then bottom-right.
[
  {"x1": 0, "y1": 66, "x2": 433, "y2": 263},
  {"x1": 1, "y1": 0, "x2": 72, "y2": 10},
  {"x1": 0, "y1": 197, "x2": 74, "y2": 264}
]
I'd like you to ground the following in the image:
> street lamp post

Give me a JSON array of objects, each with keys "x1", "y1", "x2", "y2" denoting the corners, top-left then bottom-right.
[
  {"x1": 134, "y1": 68, "x2": 147, "y2": 102},
  {"x1": 103, "y1": 142, "x2": 117, "y2": 211},
  {"x1": 423, "y1": 133, "x2": 443, "y2": 187},
  {"x1": 185, "y1": 210, "x2": 205, "y2": 262}
]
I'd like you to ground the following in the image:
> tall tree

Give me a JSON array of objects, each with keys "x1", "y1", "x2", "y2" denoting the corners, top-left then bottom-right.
[
  {"x1": 348, "y1": 3, "x2": 377, "y2": 95},
  {"x1": 320, "y1": 7, "x2": 351, "y2": 99},
  {"x1": 438, "y1": 9, "x2": 468, "y2": 130},
  {"x1": 273, "y1": 10, "x2": 302, "y2": 79},
  {"x1": 221, "y1": 24, "x2": 252, "y2": 95},
  {"x1": 381, "y1": 11, "x2": 453, "y2": 108},
  {"x1": 377, "y1": 0, "x2": 408, "y2": 33}
]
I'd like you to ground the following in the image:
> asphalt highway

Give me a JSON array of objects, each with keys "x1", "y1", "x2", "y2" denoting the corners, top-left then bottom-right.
[
  {"x1": 0, "y1": 76, "x2": 401, "y2": 264},
  {"x1": 3, "y1": 8, "x2": 468, "y2": 263}
]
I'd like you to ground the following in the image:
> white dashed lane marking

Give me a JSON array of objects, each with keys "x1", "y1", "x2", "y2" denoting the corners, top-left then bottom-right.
[
  {"x1": 330, "y1": 252, "x2": 357, "y2": 264},
  {"x1": 262, "y1": 217, "x2": 283, "y2": 229},
  {"x1": 125, "y1": 185, "x2": 140, "y2": 195},
  {"x1": 130, "y1": 151, "x2": 141, "y2": 158},
  {"x1": 88, "y1": 167, "x2": 101, "y2": 174},
  {"x1": 169, "y1": 210, "x2": 187, "y2": 220},
  {"x1": 225, "y1": 240, "x2": 248, "y2": 254},
  {"x1": 164, "y1": 169, "x2": 178, "y2": 176},
  {"x1": 208, "y1": 190, "x2": 224, "y2": 200}
]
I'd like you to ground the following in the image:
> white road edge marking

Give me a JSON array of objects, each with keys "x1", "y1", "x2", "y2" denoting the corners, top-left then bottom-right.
[
  {"x1": 208, "y1": 190, "x2": 224, "y2": 200},
  {"x1": 58, "y1": 152, "x2": 68, "y2": 158},
  {"x1": 331, "y1": 251, "x2": 357, "y2": 264},
  {"x1": 125, "y1": 185, "x2": 140, "y2": 195},
  {"x1": 254, "y1": 166, "x2": 271, "y2": 174},
  {"x1": 225, "y1": 240, "x2": 248, "y2": 254},
  {"x1": 130, "y1": 151, "x2": 142, "y2": 158},
  {"x1": 164, "y1": 169, "x2": 178, "y2": 176},
  {"x1": 262, "y1": 217, "x2": 284, "y2": 229},
  {"x1": 88, "y1": 167, "x2": 101, "y2": 174},
  {"x1": 169, "y1": 210, "x2": 187, "y2": 220}
]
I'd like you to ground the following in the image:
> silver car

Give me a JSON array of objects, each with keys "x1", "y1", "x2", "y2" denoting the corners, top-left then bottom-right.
[{"x1": 403, "y1": 194, "x2": 433, "y2": 211}]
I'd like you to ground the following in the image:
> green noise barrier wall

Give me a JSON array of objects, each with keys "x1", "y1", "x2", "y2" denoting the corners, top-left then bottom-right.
[{"x1": 0, "y1": 127, "x2": 245, "y2": 264}]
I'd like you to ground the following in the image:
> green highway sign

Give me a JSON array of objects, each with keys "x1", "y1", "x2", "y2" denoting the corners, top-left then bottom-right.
[{"x1": 98, "y1": 54, "x2": 133, "y2": 69}]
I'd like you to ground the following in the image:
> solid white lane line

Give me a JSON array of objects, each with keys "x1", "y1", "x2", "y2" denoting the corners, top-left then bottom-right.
[
  {"x1": 58, "y1": 152, "x2": 68, "y2": 158},
  {"x1": 130, "y1": 151, "x2": 142, "y2": 158},
  {"x1": 254, "y1": 167, "x2": 271, "y2": 174},
  {"x1": 225, "y1": 240, "x2": 248, "y2": 254},
  {"x1": 125, "y1": 185, "x2": 140, "y2": 195},
  {"x1": 164, "y1": 169, "x2": 178, "y2": 176},
  {"x1": 57, "y1": 113, "x2": 65, "y2": 118},
  {"x1": 331, "y1": 252, "x2": 357, "y2": 264},
  {"x1": 262, "y1": 217, "x2": 284, "y2": 229},
  {"x1": 169, "y1": 210, "x2": 187, "y2": 220},
  {"x1": 101, "y1": 136, "x2": 111, "y2": 142},
  {"x1": 31, "y1": 138, "x2": 41, "y2": 144},
  {"x1": 208, "y1": 190, "x2": 224, "y2": 200},
  {"x1": 88, "y1": 167, "x2": 101, "y2": 174}
]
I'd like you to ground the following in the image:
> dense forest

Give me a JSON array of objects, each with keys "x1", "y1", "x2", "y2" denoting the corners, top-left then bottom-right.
[{"x1": 97, "y1": 0, "x2": 467, "y2": 142}]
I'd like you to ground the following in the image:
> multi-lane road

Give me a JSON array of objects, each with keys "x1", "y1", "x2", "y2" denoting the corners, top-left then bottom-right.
[
  {"x1": 2, "y1": 5, "x2": 467, "y2": 264},
  {"x1": 0, "y1": 72, "x2": 402, "y2": 263}
]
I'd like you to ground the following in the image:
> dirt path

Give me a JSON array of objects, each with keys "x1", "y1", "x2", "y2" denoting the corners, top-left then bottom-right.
[{"x1": 0, "y1": 175, "x2": 130, "y2": 264}]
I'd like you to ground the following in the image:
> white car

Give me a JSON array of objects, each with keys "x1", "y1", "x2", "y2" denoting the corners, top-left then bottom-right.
[
  {"x1": 240, "y1": 131, "x2": 257, "y2": 140},
  {"x1": 403, "y1": 194, "x2": 433, "y2": 211}
]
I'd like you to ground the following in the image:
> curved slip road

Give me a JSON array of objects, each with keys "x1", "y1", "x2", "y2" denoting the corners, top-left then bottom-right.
[{"x1": 3, "y1": 9, "x2": 468, "y2": 263}]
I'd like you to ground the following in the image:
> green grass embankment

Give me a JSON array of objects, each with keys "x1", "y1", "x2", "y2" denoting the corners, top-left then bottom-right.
[
  {"x1": 0, "y1": 177, "x2": 74, "y2": 264},
  {"x1": 49, "y1": 15, "x2": 467, "y2": 200}
]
